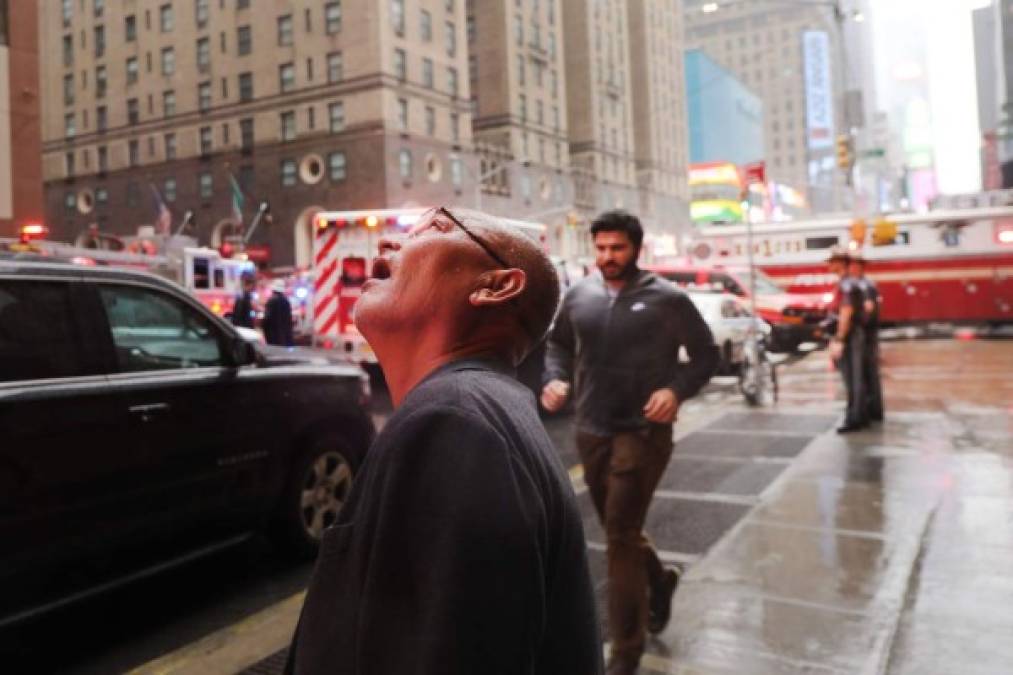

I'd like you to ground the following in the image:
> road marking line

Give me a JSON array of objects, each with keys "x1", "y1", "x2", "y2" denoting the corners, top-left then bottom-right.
[
  {"x1": 653, "y1": 489, "x2": 759, "y2": 506},
  {"x1": 586, "y1": 541, "x2": 701, "y2": 565},
  {"x1": 128, "y1": 592, "x2": 304, "y2": 675}
]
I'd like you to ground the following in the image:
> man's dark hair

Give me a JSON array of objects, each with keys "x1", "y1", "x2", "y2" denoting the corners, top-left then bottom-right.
[{"x1": 590, "y1": 210, "x2": 644, "y2": 248}]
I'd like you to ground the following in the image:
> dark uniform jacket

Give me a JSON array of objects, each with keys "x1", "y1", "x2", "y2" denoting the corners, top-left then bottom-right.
[
  {"x1": 837, "y1": 277, "x2": 866, "y2": 339},
  {"x1": 545, "y1": 269, "x2": 719, "y2": 435},
  {"x1": 263, "y1": 292, "x2": 294, "y2": 346},
  {"x1": 231, "y1": 290, "x2": 254, "y2": 328},
  {"x1": 285, "y1": 358, "x2": 603, "y2": 675},
  {"x1": 855, "y1": 276, "x2": 880, "y2": 329}
]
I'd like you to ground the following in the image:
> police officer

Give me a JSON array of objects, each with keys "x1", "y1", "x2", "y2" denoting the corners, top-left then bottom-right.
[
  {"x1": 848, "y1": 251, "x2": 884, "y2": 422},
  {"x1": 826, "y1": 247, "x2": 867, "y2": 433}
]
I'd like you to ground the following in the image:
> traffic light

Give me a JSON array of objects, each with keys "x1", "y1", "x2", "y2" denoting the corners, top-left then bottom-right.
[
  {"x1": 871, "y1": 218, "x2": 897, "y2": 246},
  {"x1": 836, "y1": 134, "x2": 854, "y2": 170}
]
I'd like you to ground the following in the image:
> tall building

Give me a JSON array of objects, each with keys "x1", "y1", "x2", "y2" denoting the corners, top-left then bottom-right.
[
  {"x1": 626, "y1": 0, "x2": 690, "y2": 233},
  {"x1": 684, "y1": 0, "x2": 847, "y2": 213},
  {"x1": 466, "y1": 0, "x2": 572, "y2": 224},
  {"x1": 0, "y1": 0, "x2": 43, "y2": 237},
  {"x1": 560, "y1": 0, "x2": 639, "y2": 220},
  {"x1": 40, "y1": 0, "x2": 474, "y2": 267},
  {"x1": 974, "y1": 3, "x2": 1001, "y2": 190}
]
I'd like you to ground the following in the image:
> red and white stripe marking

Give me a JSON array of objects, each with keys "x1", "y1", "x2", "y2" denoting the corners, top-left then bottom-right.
[{"x1": 313, "y1": 227, "x2": 341, "y2": 340}]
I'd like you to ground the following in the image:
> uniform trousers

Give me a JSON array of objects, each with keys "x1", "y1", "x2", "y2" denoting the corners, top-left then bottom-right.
[
  {"x1": 839, "y1": 327, "x2": 868, "y2": 427},
  {"x1": 576, "y1": 424, "x2": 674, "y2": 666}
]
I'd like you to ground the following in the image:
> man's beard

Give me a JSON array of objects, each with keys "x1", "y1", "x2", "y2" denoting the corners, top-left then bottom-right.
[{"x1": 600, "y1": 259, "x2": 638, "y2": 281}]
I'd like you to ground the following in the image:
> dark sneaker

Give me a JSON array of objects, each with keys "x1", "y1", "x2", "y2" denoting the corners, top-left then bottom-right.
[{"x1": 647, "y1": 565, "x2": 681, "y2": 634}]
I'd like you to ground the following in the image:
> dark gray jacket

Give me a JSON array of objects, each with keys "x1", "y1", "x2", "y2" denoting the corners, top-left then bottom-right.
[{"x1": 545, "y1": 269, "x2": 719, "y2": 434}]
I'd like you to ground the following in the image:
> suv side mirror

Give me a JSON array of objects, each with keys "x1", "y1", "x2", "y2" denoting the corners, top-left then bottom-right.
[{"x1": 230, "y1": 337, "x2": 258, "y2": 367}]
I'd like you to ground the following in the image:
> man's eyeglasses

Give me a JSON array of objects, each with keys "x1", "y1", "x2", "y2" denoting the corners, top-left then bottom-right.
[{"x1": 409, "y1": 207, "x2": 512, "y2": 271}]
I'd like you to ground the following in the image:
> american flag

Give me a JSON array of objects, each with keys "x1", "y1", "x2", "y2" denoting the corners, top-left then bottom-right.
[{"x1": 150, "y1": 184, "x2": 172, "y2": 235}]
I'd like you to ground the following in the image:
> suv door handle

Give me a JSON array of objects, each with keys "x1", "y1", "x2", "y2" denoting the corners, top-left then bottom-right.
[{"x1": 128, "y1": 402, "x2": 171, "y2": 422}]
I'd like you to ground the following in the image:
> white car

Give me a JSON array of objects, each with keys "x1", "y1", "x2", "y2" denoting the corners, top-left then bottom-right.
[{"x1": 686, "y1": 291, "x2": 771, "y2": 374}]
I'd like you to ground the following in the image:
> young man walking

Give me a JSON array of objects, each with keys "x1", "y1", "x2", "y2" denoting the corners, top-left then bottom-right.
[{"x1": 542, "y1": 210, "x2": 718, "y2": 675}]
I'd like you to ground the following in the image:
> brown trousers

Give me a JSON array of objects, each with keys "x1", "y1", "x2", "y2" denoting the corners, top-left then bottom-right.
[{"x1": 577, "y1": 424, "x2": 674, "y2": 664}]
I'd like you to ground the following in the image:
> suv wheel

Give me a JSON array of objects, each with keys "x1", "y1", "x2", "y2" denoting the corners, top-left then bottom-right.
[{"x1": 277, "y1": 434, "x2": 356, "y2": 558}]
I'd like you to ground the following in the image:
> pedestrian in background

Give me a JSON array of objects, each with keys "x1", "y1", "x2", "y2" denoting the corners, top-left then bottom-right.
[
  {"x1": 848, "y1": 251, "x2": 884, "y2": 422},
  {"x1": 231, "y1": 271, "x2": 256, "y2": 329},
  {"x1": 542, "y1": 210, "x2": 718, "y2": 675},
  {"x1": 285, "y1": 207, "x2": 603, "y2": 675},
  {"x1": 263, "y1": 278, "x2": 294, "y2": 347},
  {"x1": 826, "y1": 247, "x2": 868, "y2": 432}
]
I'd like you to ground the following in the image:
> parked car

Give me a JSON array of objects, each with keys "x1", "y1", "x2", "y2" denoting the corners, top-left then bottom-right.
[
  {"x1": 647, "y1": 263, "x2": 826, "y2": 352},
  {"x1": 685, "y1": 291, "x2": 770, "y2": 374},
  {"x1": 0, "y1": 256, "x2": 375, "y2": 624}
]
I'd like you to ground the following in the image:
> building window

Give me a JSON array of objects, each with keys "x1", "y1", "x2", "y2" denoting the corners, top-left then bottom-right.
[
  {"x1": 421, "y1": 9, "x2": 432, "y2": 41},
  {"x1": 165, "y1": 133, "x2": 177, "y2": 160},
  {"x1": 237, "y1": 0, "x2": 250, "y2": 9},
  {"x1": 161, "y1": 47, "x2": 175, "y2": 76},
  {"x1": 96, "y1": 187, "x2": 108, "y2": 205},
  {"x1": 280, "y1": 111, "x2": 296, "y2": 141},
  {"x1": 129, "y1": 139, "x2": 140, "y2": 166},
  {"x1": 399, "y1": 149, "x2": 412, "y2": 179},
  {"x1": 329, "y1": 152, "x2": 346, "y2": 181},
  {"x1": 279, "y1": 63, "x2": 295, "y2": 92},
  {"x1": 94, "y1": 25, "x2": 105, "y2": 57},
  {"x1": 62, "y1": 35, "x2": 73, "y2": 67},
  {"x1": 197, "y1": 37, "x2": 210, "y2": 73},
  {"x1": 95, "y1": 146, "x2": 108, "y2": 173},
  {"x1": 239, "y1": 72, "x2": 253, "y2": 101},
  {"x1": 450, "y1": 112, "x2": 459, "y2": 142},
  {"x1": 445, "y1": 21, "x2": 456, "y2": 56},
  {"x1": 306, "y1": 57, "x2": 314, "y2": 81},
  {"x1": 65, "y1": 152, "x2": 75, "y2": 177},
  {"x1": 467, "y1": 15, "x2": 475, "y2": 43},
  {"x1": 164, "y1": 178, "x2": 176, "y2": 202},
  {"x1": 196, "y1": 0, "x2": 209, "y2": 27},
  {"x1": 325, "y1": 2, "x2": 341, "y2": 34},
  {"x1": 125, "y1": 57, "x2": 139, "y2": 84},
  {"x1": 200, "y1": 126, "x2": 213, "y2": 155},
  {"x1": 447, "y1": 67, "x2": 458, "y2": 98},
  {"x1": 514, "y1": 15, "x2": 523, "y2": 46},
  {"x1": 550, "y1": 70, "x2": 557, "y2": 97},
  {"x1": 391, "y1": 0, "x2": 405, "y2": 35},
  {"x1": 450, "y1": 155, "x2": 462, "y2": 187},
  {"x1": 394, "y1": 49, "x2": 406, "y2": 81},
  {"x1": 530, "y1": 19, "x2": 540, "y2": 48},
  {"x1": 519, "y1": 94, "x2": 526, "y2": 122},
  {"x1": 63, "y1": 75, "x2": 74, "y2": 106},
  {"x1": 548, "y1": 32, "x2": 555, "y2": 58},
  {"x1": 199, "y1": 172, "x2": 213, "y2": 199},
  {"x1": 127, "y1": 98, "x2": 139, "y2": 125},
  {"x1": 163, "y1": 90, "x2": 176, "y2": 116},
  {"x1": 237, "y1": 25, "x2": 251, "y2": 55},
  {"x1": 397, "y1": 98, "x2": 408, "y2": 131},
  {"x1": 425, "y1": 106, "x2": 435, "y2": 136},
  {"x1": 537, "y1": 100, "x2": 543, "y2": 126},
  {"x1": 329, "y1": 102, "x2": 345, "y2": 132},
  {"x1": 198, "y1": 82, "x2": 211, "y2": 111},
  {"x1": 95, "y1": 65, "x2": 107, "y2": 98},
  {"x1": 160, "y1": 4, "x2": 174, "y2": 32},
  {"x1": 281, "y1": 159, "x2": 297, "y2": 186},
  {"x1": 327, "y1": 52, "x2": 343, "y2": 83},
  {"x1": 423, "y1": 58, "x2": 434, "y2": 89},
  {"x1": 65, "y1": 192, "x2": 75, "y2": 212},
  {"x1": 126, "y1": 182, "x2": 140, "y2": 207},
  {"x1": 62, "y1": 0, "x2": 73, "y2": 26},
  {"x1": 278, "y1": 14, "x2": 293, "y2": 45},
  {"x1": 517, "y1": 54, "x2": 525, "y2": 85},
  {"x1": 240, "y1": 118, "x2": 254, "y2": 150},
  {"x1": 96, "y1": 105, "x2": 107, "y2": 132},
  {"x1": 125, "y1": 14, "x2": 136, "y2": 41},
  {"x1": 222, "y1": 122, "x2": 230, "y2": 145}
]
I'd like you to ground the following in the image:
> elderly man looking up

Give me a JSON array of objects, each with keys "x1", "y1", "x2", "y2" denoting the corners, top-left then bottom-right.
[{"x1": 285, "y1": 207, "x2": 603, "y2": 675}]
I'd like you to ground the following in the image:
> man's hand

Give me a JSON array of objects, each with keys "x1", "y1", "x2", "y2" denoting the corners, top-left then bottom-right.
[
  {"x1": 829, "y1": 338, "x2": 844, "y2": 361},
  {"x1": 540, "y1": 379, "x2": 571, "y2": 413},
  {"x1": 643, "y1": 388, "x2": 679, "y2": 424}
]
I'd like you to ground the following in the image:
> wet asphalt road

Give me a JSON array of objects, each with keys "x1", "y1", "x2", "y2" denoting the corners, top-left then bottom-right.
[{"x1": 3, "y1": 339, "x2": 1012, "y2": 674}]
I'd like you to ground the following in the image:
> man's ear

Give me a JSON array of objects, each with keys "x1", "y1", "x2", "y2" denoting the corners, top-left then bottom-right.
[{"x1": 469, "y1": 268, "x2": 527, "y2": 307}]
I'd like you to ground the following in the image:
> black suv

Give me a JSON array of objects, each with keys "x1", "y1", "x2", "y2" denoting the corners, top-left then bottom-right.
[{"x1": 0, "y1": 258, "x2": 374, "y2": 623}]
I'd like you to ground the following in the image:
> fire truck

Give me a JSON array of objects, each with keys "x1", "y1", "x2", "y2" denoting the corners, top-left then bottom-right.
[
  {"x1": 2, "y1": 223, "x2": 255, "y2": 318},
  {"x1": 308, "y1": 208, "x2": 548, "y2": 362},
  {"x1": 683, "y1": 201, "x2": 1013, "y2": 325}
]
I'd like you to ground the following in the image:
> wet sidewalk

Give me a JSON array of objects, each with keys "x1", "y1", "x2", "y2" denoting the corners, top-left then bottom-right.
[{"x1": 642, "y1": 340, "x2": 1013, "y2": 674}]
